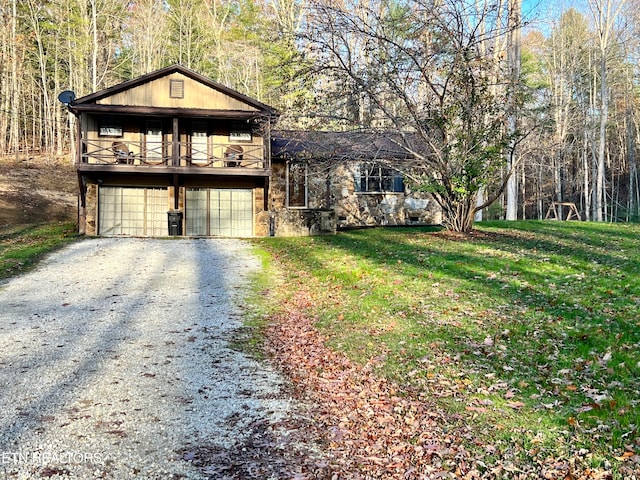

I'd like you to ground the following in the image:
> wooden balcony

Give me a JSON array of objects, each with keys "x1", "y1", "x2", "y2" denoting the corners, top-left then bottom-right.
[{"x1": 78, "y1": 139, "x2": 270, "y2": 176}]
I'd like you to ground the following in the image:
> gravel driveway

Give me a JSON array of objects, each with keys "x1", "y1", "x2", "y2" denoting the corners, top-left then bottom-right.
[{"x1": 0, "y1": 238, "x2": 305, "y2": 479}]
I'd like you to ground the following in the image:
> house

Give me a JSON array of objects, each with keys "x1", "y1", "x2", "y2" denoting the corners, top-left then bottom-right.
[
  {"x1": 66, "y1": 65, "x2": 441, "y2": 237},
  {"x1": 269, "y1": 131, "x2": 441, "y2": 236},
  {"x1": 68, "y1": 64, "x2": 275, "y2": 237}
]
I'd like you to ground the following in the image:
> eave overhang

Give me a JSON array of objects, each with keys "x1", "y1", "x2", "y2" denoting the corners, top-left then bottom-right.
[{"x1": 68, "y1": 103, "x2": 272, "y2": 120}]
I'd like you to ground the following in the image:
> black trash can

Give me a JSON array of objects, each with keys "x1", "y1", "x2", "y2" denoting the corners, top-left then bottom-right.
[{"x1": 167, "y1": 210, "x2": 183, "y2": 236}]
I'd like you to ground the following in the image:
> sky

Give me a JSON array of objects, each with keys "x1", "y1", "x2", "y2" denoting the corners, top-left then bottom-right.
[{"x1": 523, "y1": 0, "x2": 589, "y2": 35}]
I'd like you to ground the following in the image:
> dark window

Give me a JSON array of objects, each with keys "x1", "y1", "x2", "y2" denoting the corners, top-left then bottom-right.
[
  {"x1": 287, "y1": 162, "x2": 307, "y2": 207},
  {"x1": 357, "y1": 163, "x2": 404, "y2": 193}
]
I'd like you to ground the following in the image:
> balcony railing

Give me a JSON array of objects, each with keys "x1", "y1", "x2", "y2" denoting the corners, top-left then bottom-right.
[{"x1": 80, "y1": 140, "x2": 268, "y2": 169}]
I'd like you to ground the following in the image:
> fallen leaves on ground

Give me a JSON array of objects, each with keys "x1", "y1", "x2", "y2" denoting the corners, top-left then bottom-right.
[
  {"x1": 181, "y1": 417, "x2": 330, "y2": 480},
  {"x1": 265, "y1": 291, "x2": 466, "y2": 479},
  {"x1": 263, "y1": 290, "x2": 621, "y2": 479}
]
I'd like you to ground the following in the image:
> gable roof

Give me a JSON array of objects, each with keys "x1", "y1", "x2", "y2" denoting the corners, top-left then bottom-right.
[{"x1": 69, "y1": 64, "x2": 276, "y2": 117}]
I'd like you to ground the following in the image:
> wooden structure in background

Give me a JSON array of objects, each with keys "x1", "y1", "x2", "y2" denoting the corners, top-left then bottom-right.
[{"x1": 545, "y1": 202, "x2": 581, "y2": 221}]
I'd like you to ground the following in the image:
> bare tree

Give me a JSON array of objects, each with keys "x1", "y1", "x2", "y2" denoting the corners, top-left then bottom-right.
[
  {"x1": 125, "y1": 0, "x2": 170, "y2": 76},
  {"x1": 25, "y1": 0, "x2": 56, "y2": 155},
  {"x1": 505, "y1": 0, "x2": 522, "y2": 220},
  {"x1": 262, "y1": 0, "x2": 312, "y2": 110},
  {"x1": 298, "y1": 0, "x2": 524, "y2": 232},
  {"x1": 543, "y1": 9, "x2": 592, "y2": 219},
  {"x1": 167, "y1": 0, "x2": 215, "y2": 72},
  {"x1": 588, "y1": 0, "x2": 627, "y2": 221},
  {"x1": 0, "y1": 0, "x2": 21, "y2": 155}
]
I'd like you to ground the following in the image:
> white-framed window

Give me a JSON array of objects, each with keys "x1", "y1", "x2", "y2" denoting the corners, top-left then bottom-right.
[
  {"x1": 191, "y1": 122, "x2": 208, "y2": 163},
  {"x1": 145, "y1": 120, "x2": 163, "y2": 162},
  {"x1": 355, "y1": 162, "x2": 404, "y2": 193},
  {"x1": 286, "y1": 161, "x2": 307, "y2": 207}
]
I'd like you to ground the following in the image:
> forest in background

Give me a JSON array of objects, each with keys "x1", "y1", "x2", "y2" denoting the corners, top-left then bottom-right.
[{"x1": 1, "y1": 0, "x2": 639, "y2": 223}]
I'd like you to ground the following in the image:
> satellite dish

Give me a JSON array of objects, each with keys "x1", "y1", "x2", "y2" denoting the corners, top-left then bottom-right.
[{"x1": 57, "y1": 90, "x2": 76, "y2": 106}]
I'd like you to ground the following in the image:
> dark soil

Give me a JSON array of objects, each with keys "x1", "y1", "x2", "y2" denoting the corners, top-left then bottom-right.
[{"x1": 0, "y1": 157, "x2": 77, "y2": 230}]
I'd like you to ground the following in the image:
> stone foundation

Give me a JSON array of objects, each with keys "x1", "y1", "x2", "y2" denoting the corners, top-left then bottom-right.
[{"x1": 272, "y1": 209, "x2": 336, "y2": 237}]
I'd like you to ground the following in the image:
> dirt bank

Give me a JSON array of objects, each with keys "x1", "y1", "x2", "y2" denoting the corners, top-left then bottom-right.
[{"x1": 0, "y1": 157, "x2": 77, "y2": 229}]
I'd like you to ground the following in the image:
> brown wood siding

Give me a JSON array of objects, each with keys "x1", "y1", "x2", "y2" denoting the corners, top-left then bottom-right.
[
  {"x1": 96, "y1": 73, "x2": 259, "y2": 112},
  {"x1": 82, "y1": 115, "x2": 145, "y2": 163}
]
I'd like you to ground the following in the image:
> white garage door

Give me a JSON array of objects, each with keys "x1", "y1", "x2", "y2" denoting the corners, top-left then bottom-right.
[
  {"x1": 186, "y1": 188, "x2": 253, "y2": 237},
  {"x1": 99, "y1": 187, "x2": 168, "y2": 236}
]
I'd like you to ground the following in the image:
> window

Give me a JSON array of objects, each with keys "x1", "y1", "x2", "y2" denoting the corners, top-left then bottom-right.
[
  {"x1": 229, "y1": 131, "x2": 252, "y2": 142},
  {"x1": 191, "y1": 122, "x2": 208, "y2": 163},
  {"x1": 356, "y1": 163, "x2": 404, "y2": 193},
  {"x1": 287, "y1": 162, "x2": 307, "y2": 207},
  {"x1": 145, "y1": 121, "x2": 163, "y2": 162},
  {"x1": 98, "y1": 124, "x2": 123, "y2": 137}
]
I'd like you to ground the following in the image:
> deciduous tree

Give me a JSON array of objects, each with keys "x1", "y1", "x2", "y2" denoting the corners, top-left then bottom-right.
[
  {"x1": 298, "y1": 0, "x2": 524, "y2": 232},
  {"x1": 588, "y1": 0, "x2": 628, "y2": 221}
]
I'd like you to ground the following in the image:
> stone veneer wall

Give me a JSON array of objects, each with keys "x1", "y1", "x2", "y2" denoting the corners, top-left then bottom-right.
[
  {"x1": 254, "y1": 187, "x2": 270, "y2": 237},
  {"x1": 332, "y1": 163, "x2": 442, "y2": 228},
  {"x1": 84, "y1": 183, "x2": 97, "y2": 235},
  {"x1": 269, "y1": 160, "x2": 442, "y2": 236}
]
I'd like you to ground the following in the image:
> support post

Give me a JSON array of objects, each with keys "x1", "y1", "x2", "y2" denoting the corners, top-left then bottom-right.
[{"x1": 172, "y1": 117, "x2": 179, "y2": 167}]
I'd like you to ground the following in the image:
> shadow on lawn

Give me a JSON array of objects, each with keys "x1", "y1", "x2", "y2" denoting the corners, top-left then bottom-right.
[
  {"x1": 262, "y1": 221, "x2": 640, "y2": 453},
  {"x1": 314, "y1": 222, "x2": 640, "y2": 324}
]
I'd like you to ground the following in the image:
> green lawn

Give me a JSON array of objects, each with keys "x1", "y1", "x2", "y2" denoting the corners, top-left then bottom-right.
[
  {"x1": 255, "y1": 221, "x2": 640, "y2": 476},
  {"x1": 0, "y1": 222, "x2": 78, "y2": 280}
]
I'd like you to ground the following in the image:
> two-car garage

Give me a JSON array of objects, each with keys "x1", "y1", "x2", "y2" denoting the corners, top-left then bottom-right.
[{"x1": 98, "y1": 186, "x2": 254, "y2": 237}]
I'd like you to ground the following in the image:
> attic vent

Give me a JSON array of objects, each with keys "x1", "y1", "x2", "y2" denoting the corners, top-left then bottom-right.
[{"x1": 170, "y1": 80, "x2": 184, "y2": 99}]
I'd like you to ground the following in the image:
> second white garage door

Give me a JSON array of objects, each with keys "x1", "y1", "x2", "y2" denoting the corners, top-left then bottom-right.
[{"x1": 185, "y1": 188, "x2": 253, "y2": 237}]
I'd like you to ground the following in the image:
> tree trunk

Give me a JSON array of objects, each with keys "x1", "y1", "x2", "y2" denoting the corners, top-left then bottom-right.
[
  {"x1": 583, "y1": 127, "x2": 591, "y2": 221},
  {"x1": 474, "y1": 188, "x2": 484, "y2": 222},
  {"x1": 537, "y1": 162, "x2": 544, "y2": 220},
  {"x1": 91, "y1": 0, "x2": 98, "y2": 91},
  {"x1": 10, "y1": 0, "x2": 19, "y2": 154},
  {"x1": 505, "y1": 0, "x2": 521, "y2": 220},
  {"x1": 590, "y1": 57, "x2": 599, "y2": 220},
  {"x1": 0, "y1": 0, "x2": 8, "y2": 154},
  {"x1": 627, "y1": 76, "x2": 637, "y2": 220},
  {"x1": 595, "y1": 54, "x2": 607, "y2": 221},
  {"x1": 555, "y1": 152, "x2": 563, "y2": 219},
  {"x1": 632, "y1": 118, "x2": 640, "y2": 220},
  {"x1": 588, "y1": 0, "x2": 628, "y2": 221},
  {"x1": 439, "y1": 195, "x2": 478, "y2": 233}
]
